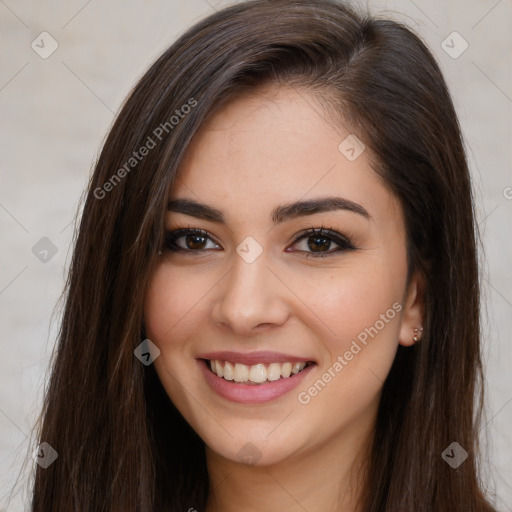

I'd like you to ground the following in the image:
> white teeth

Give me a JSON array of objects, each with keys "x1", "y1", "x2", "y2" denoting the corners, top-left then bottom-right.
[
  {"x1": 223, "y1": 361, "x2": 234, "y2": 381},
  {"x1": 267, "y1": 363, "x2": 282, "y2": 381},
  {"x1": 249, "y1": 364, "x2": 267, "y2": 383},
  {"x1": 234, "y1": 363, "x2": 249, "y2": 382},
  {"x1": 292, "y1": 362, "x2": 304, "y2": 375},
  {"x1": 281, "y1": 362, "x2": 292, "y2": 378},
  {"x1": 208, "y1": 359, "x2": 309, "y2": 384},
  {"x1": 214, "y1": 360, "x2": 224, "y2": 378}
]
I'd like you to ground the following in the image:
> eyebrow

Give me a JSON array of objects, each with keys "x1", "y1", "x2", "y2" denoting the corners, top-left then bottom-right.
[{"x1": 167, "y1": 196, "x2": 370, "y2": 224}]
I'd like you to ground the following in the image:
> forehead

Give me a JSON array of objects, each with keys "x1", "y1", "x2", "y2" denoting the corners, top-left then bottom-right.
[
  {"x1": 171, "y1": 85, "x2": 400, "y2": 227},
  {"x1": 179, "y1": 86, "x2": 345, "y2": 183}
]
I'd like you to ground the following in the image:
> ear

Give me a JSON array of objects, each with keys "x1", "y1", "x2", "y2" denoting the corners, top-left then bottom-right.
[{"x1": 398, "y1": 270, "x2": 425, "y2": 347}]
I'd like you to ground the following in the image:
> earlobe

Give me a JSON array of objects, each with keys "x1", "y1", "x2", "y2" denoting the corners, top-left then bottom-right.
[{"x1": 398, "y1": 270, "x2": 425, "y2": 347}]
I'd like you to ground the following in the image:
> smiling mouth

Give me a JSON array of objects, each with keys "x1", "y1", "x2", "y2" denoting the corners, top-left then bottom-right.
[{"x1": 204, "y1": 359, "x2": 314, "y2": 385}]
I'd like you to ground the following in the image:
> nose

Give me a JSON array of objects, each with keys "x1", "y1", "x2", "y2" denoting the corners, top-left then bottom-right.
[{"x1": 210, "y1": 246, "x2": 290, "y2": 336}]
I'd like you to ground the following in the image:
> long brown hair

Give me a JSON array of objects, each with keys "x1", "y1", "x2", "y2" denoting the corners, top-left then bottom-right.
[{"x1": 28, "y1": 0, "x2": 496, "y2": 510}]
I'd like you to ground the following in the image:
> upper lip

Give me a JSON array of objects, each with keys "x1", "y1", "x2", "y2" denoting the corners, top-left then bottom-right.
[{"x1": 196, "y1": 351, "x2": 316, "y2": 366}]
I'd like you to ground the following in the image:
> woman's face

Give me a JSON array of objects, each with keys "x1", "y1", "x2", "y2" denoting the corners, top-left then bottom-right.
[{"x1": 143, "y1": 85, "x2": 423, "y2": 467}]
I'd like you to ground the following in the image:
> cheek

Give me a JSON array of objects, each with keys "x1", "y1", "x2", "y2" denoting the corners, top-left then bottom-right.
[
  {"x1": 291, "y1": 264, "x2": 404, "y2": 417},
  {"x1": 143, "y1": 264, "x2": 210, "y2": 347},
  {"x1": 293, "y1": 272, "x2": 402, "y2": 427},
  {"x1": 294, "y1": 263, "x2": 404, "y2": 352},
  {"x1": 142, "y1": 264, "x2": 210, "y2": 411}
]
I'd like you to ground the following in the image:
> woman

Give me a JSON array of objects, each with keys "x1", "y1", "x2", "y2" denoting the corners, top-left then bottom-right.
[{"x1": 31, "y1": 0, "x2": 497, "y2": 510}]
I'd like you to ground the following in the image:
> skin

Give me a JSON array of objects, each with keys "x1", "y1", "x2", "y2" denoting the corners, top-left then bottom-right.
[{"x1": 143, "y1": 84, "x2": 424, "y2": 512}]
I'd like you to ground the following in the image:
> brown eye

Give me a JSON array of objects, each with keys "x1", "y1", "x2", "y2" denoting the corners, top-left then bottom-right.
[
  {"x1": 164, "y1": 229, "x2": 221, "y2": 252},
  {"x1": 184, "y1": 233, "x2": 207, "y2": 250},
  {"x1": 306, "y1": 235, "x2": 332, "y2": 253},
  {"x1": 288, "y1": 227, "x2": 355, "y2": 259}
]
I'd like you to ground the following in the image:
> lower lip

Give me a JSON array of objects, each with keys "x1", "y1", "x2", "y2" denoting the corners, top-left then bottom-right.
[{"x1": 197, "y1": 359, "x2": 315, "y2": 404}]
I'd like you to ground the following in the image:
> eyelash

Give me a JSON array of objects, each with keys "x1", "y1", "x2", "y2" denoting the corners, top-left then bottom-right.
[{"x1": 163, "y1": 225, "x2": 356, "y2": 259}]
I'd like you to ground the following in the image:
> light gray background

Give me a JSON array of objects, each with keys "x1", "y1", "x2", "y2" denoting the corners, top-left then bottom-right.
[{"x1": 0, "y1": 0, "x2": 510, "y2": 510}]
